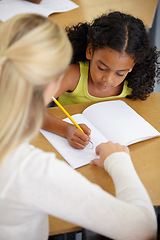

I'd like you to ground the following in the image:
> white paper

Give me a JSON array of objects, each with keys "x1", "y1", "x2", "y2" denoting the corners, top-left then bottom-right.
[
  {"x1": 0, "y1": 0, "x2": 79, "y2": 21},
  {"x1": 40, "y1": 114, "x2": 108, "y2": 169},
  {"x1": 82, "y1": 100, "x2": 160, "y2": 146}
]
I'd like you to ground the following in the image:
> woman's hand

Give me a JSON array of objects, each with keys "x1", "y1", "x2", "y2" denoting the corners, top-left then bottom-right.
[
  {"x1": 90, "y1": 141, "x2": 130, "y2": 168},
  {"x1": 66, "y1": 124, "x2": 91, "y2": 149}
]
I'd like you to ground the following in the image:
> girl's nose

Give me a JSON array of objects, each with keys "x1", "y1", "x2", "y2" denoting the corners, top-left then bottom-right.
[{"x1": 102, "y1": 73, "x2": 113, "y2": 84}]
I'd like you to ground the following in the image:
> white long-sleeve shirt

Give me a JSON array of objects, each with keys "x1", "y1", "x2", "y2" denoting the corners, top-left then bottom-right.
[{"x1": 0, "y1": 143, "x2": 157, "y2": 240}]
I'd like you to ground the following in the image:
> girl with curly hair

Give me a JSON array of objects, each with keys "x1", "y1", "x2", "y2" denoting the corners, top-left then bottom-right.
[{"x1": 43, "y1": 11, "x2": 160, "y2": 149}]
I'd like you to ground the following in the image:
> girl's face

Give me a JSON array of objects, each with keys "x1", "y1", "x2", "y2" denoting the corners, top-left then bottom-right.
[{"x1": 86, "y1": 45, "x2": 135, "y2": 92}]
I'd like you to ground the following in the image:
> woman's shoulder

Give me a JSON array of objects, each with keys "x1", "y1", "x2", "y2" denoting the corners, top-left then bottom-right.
[{"x1": 12, "y1": 143, "x2": 55, "y2": 162}]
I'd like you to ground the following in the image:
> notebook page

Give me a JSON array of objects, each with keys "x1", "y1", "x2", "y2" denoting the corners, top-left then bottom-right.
[
  {"x1": 82, "y1": 100, "x2": 160, "y2": 146},
  {"x1": 39, "y1": 0, "x2": 79, "y2": 13},
  {"x1": 0, "y1": 0, "x2": 79, "y2": 21},
  {"x1": 40, "y1": 114, "x2": 108, "y2": 169},
  {"x1": 0, "y1": 1, "x2": 49, "y2": 21}
]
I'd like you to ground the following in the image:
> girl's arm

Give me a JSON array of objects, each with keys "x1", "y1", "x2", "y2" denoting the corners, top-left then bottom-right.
[
  {"x1": 53, "y1": 64, "x2": 80, "y2": 98},
  {"x1": 43, "y1": 64, "x2": 91, "y2": 149},
  {"x1": 42, "y1": 112, "x2": 91, "y2": 149}
]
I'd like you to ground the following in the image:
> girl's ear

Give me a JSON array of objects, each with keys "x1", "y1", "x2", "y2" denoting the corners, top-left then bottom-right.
[{"x1": 86, "y1": 43, "x2": 93, "y2": 60}]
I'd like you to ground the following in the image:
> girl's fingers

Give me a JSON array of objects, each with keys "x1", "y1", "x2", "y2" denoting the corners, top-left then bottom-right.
[{"x1": 79, "y1": 124, "x2": 91, "y2": 136}]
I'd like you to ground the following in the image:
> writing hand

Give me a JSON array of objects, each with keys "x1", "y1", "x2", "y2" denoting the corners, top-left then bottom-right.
[
  {"x1": 90, "y1": 141, "x2": 130, "y2": 168},
  {"x1": 66, "y1": 124, "x2": 91, "y2": 149}
]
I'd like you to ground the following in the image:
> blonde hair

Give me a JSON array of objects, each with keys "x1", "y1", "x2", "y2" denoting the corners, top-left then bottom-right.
[{"x1": 0, "y1": 14, "x2": 72, "y2": 162}]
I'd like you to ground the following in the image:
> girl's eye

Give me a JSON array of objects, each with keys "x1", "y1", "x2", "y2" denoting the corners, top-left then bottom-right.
[
  {"x1": 98, "y1": 66, "x2": 106, "y2": 71},
  {"x1": 117, "y1": 73, "x2": 124, "y2": 77}
]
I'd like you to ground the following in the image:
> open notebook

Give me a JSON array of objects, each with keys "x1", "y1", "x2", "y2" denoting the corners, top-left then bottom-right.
[
  {"x1": 0, "y1": 0, "x2": 78, "y2": 21},
  {"x1": 40, "y1": 100, "x2": 160, "y2": 169}
]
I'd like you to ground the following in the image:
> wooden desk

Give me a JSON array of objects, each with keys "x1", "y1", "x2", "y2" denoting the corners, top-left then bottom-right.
[
  {"x1": 31, "y1": 92, "x2": 160, "y2": 235},
  {"x1": 49, "y1": 0, "x2": 158, "y2": 29}
]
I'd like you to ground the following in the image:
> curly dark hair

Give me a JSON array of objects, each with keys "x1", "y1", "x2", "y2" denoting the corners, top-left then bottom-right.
[{"x1": 65, "y1": 11, "x2": 160, "y2": 100}]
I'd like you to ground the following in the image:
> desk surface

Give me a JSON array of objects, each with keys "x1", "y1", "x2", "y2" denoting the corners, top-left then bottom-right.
[
  {"x1": 50, "y1": 0, "x2": 158, "y2": 29},
  {"x1": 31, "y1": 92, "x2": 160, "y2": 235}
]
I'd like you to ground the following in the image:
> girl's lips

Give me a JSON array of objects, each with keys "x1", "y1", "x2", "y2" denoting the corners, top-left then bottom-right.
[{"x1": 98, "y1": 82, "x2": 111, "y2": 90}]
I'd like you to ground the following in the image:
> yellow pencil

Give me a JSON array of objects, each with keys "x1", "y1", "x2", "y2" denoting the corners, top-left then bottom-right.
[{"x1": 52, "y1": 96, "x2": 84, "y2": 133}]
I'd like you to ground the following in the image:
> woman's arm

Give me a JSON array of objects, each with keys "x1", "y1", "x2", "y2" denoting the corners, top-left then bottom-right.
[
  {"x1": 88, "y1": 142, "x2": 157, "y2": 239},
  {"x1": 23, "y1": 141, "x2": 157, "y2": 240}
]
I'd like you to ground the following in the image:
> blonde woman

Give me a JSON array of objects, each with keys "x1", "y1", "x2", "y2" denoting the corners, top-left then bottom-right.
[{"x1": 0, "y1": 14, "x2": 157, "y2": 240}]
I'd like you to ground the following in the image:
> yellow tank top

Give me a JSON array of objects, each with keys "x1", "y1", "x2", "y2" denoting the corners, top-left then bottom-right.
[{"x1": 59, "y1": 61, "x2": 132, "y2": 105}]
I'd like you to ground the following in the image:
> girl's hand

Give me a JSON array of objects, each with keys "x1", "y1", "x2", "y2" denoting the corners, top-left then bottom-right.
[
  {"x1": 90, "y1": 141, "x2": 130, "y2": 168},
  {"x1": 66, "y1": 124, "x2": 91, "y2": 149}
]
